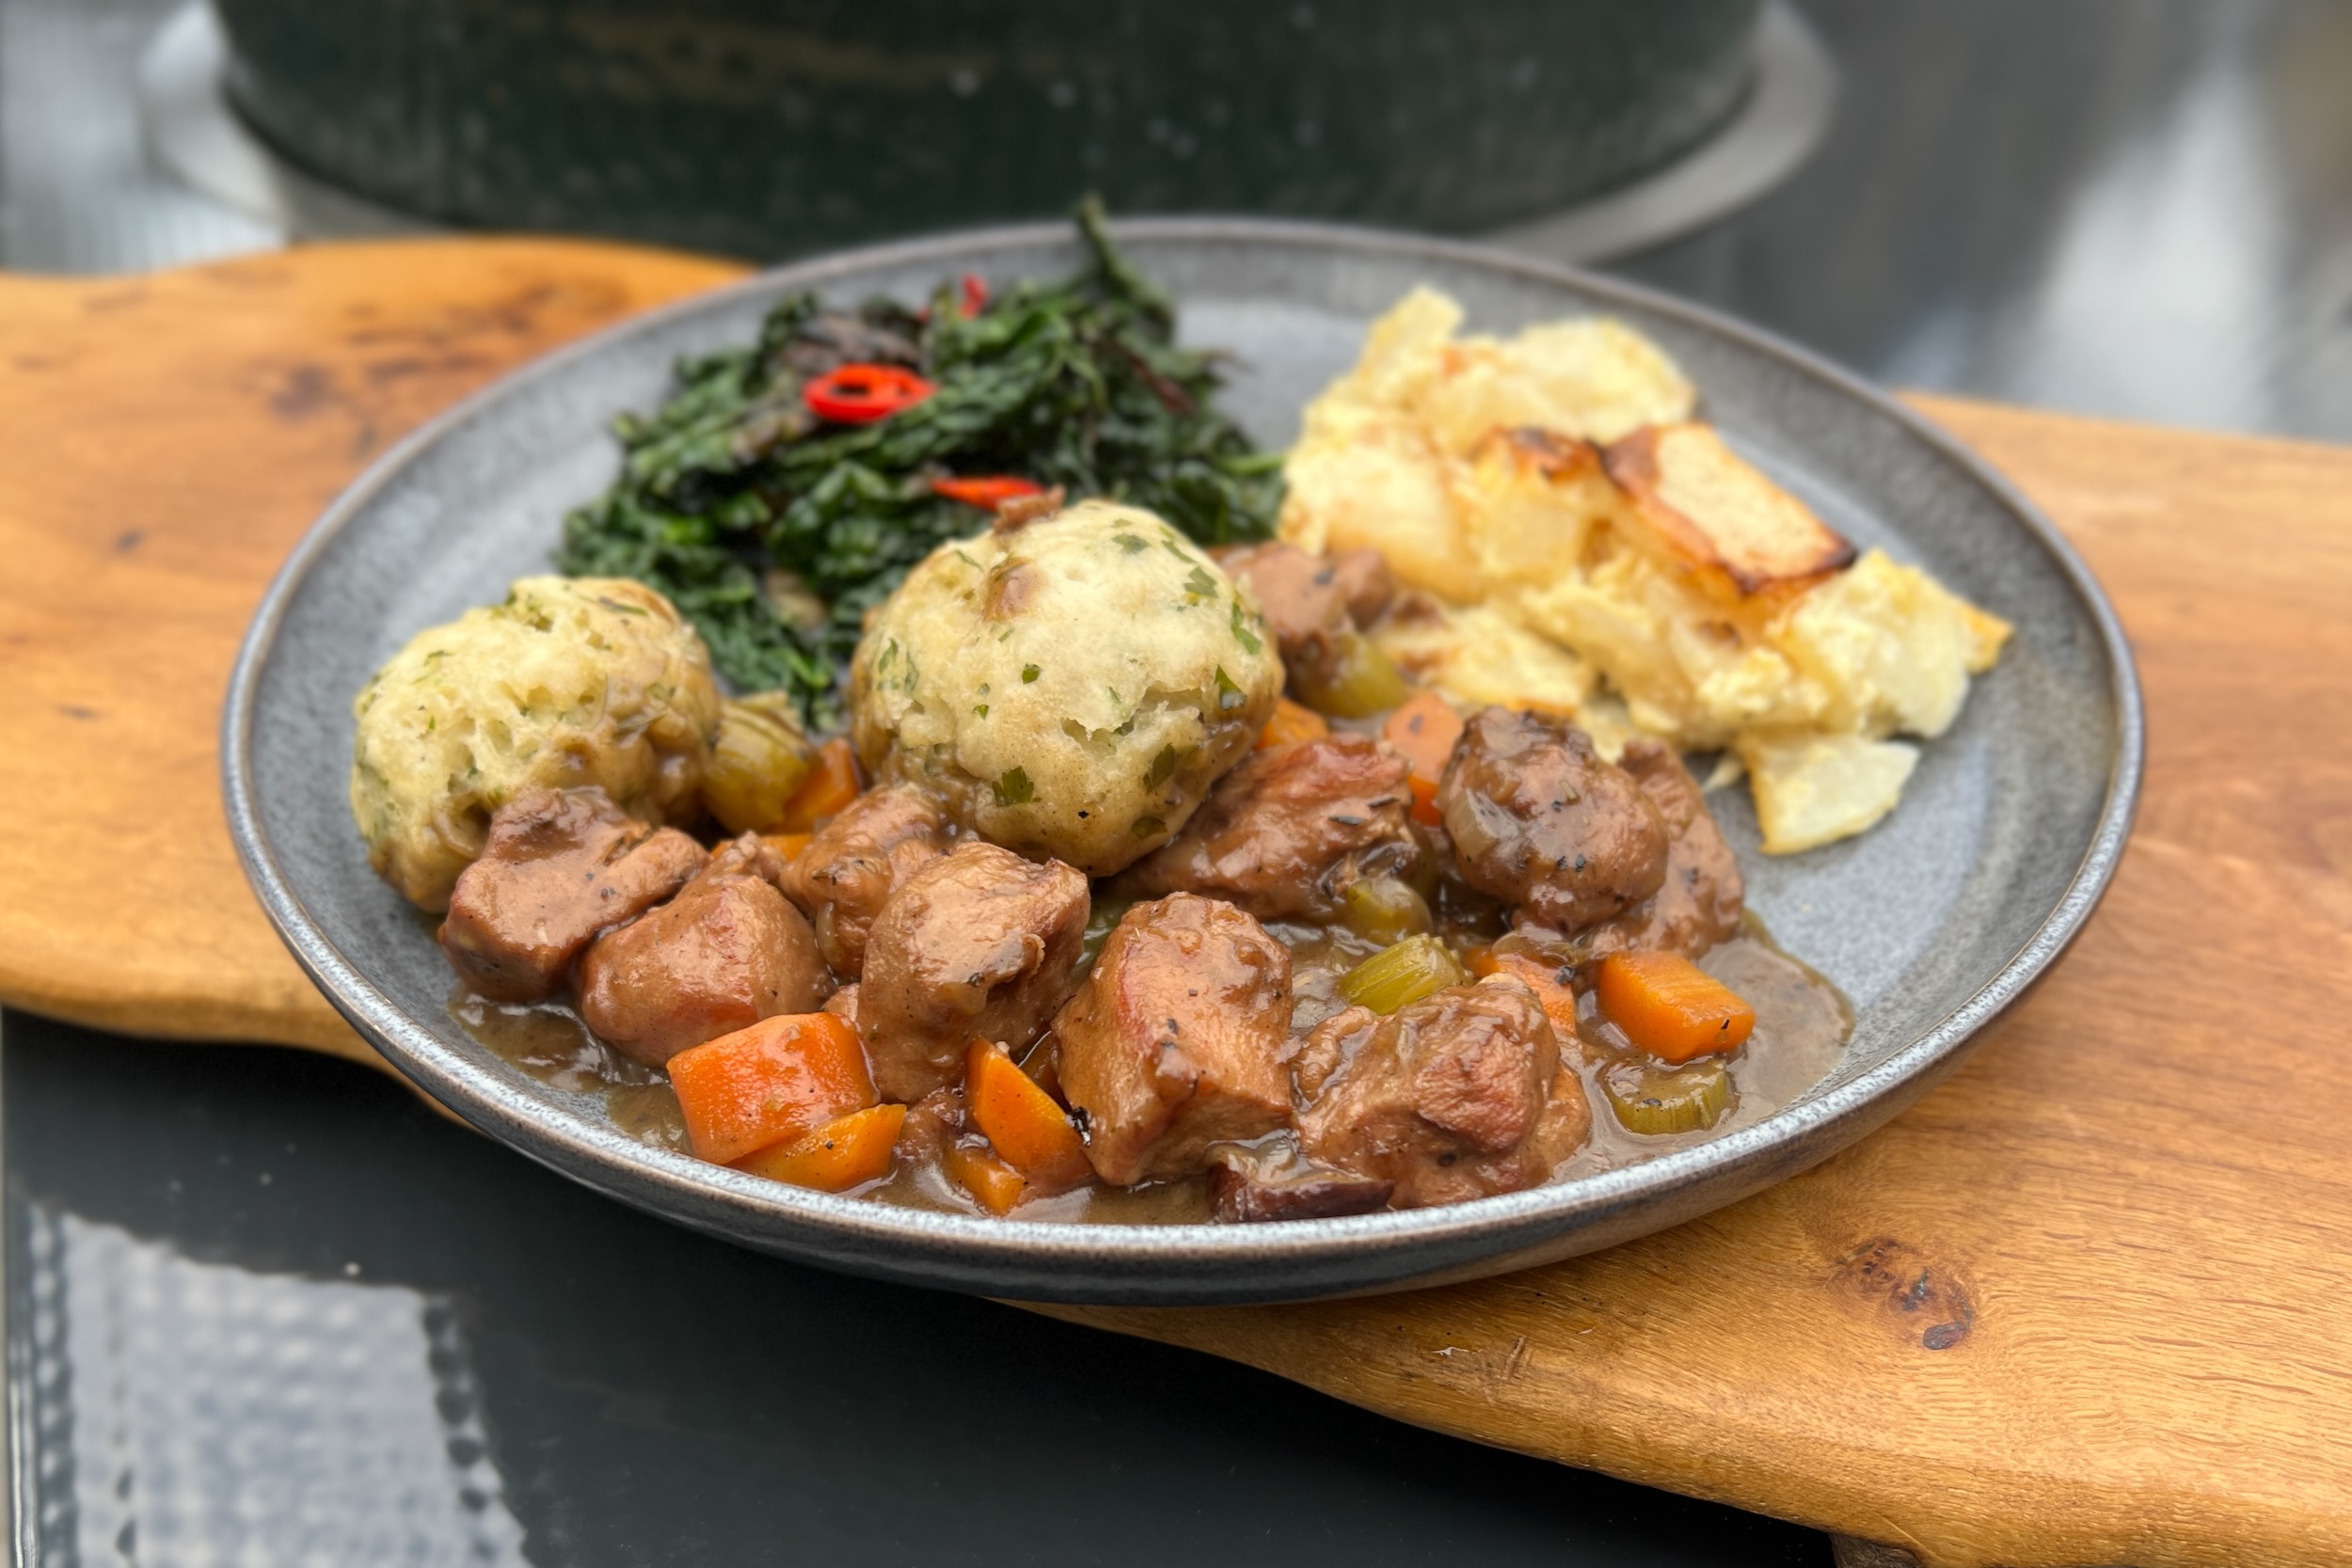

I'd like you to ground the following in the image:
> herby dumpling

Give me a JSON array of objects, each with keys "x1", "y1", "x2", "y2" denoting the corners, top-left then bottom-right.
[
  {"x1": 350, "y1": 576, "x2": 721, "y2": 910},
  {"x1": 849, "y1": 500, "x2": 1281, "y2": 876}
]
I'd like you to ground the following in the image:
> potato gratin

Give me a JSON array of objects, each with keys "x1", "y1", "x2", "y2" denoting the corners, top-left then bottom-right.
[{"x1": 1280, "y1": 287, "x2": 2010, "y2": 852}]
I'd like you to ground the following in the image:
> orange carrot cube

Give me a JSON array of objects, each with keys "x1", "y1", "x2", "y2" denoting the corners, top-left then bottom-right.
[
  {"x1": 668, "y1": 1011, "x2": 875, "y2": 1164},
  {"x1": 1594, "y1": 951, "x2": 1755, "y2": 1063}
]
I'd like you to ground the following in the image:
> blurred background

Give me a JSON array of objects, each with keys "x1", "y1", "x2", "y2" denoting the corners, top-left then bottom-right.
[
  {"x1": 3, "y1": 4, "x2": 2347, "y2": 1565},
  {"x1": 5, "y1": 0, "x2": 2349, "y2": 438}
]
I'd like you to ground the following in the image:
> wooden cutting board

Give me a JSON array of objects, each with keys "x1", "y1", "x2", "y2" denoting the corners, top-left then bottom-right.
[{"x1": 4, "y1": 240, "x2": 2347, "y2": 1568}]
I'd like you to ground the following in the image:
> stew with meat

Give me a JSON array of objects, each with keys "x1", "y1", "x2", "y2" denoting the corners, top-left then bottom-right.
[{"x1": 444, "y1": 531, "x2": 1850, "y2": 1225}]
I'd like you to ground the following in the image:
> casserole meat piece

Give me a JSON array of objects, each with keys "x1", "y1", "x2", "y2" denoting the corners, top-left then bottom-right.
[
  {"x1": 1215, "y1": 542, "x2": 1394, "y2": 690},
  {"x1": 1053, "y1": 894, "x2": 1295, "y2": 1187},
  {"x1": 1294, "y1": 977, "x2": 1590, "y2": 1209},
  {"x1": 1438, "y1": 707, "x2": 1667, "y2": 933},
  {"x1": 1582, "y1": 738, "x2": 1744, "y2": 959},
  {"x1": 1113, "y1": 734, "x2": 1420, "y2": 922},
  {"x1": 437, "y1": 787, "x2": 707, "y2": 1003},
  {"x1": 777, "y1": 782, "x2": 951, "y2": 976},
  {"x1": 1209, "y1": 1134, "x2": 1395, "y2": 1223},
  {"x1": 576, "y1": 834, "x2": 828, "y2": 1067},
  {"x1": 857, "y1": 843, "x2": 1090, "y2": 1103}
]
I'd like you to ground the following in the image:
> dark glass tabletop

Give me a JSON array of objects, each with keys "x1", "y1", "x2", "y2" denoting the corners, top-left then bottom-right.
[{"x1": 7, "y1": 1, "x2": 2345, "y2": 1561}]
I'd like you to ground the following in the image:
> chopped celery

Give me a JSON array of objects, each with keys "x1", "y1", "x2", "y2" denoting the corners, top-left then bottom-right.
[
  {"x1": 1342, "y1": 877, "x2": 1435, "y2": 946},
  {"x1": 1337, "y1": 934, "x2": 1467, "y2": 1015},
  {"x1": 1293, "y1": 632, "x2": 1412, "y2": 719},
  {"x1": 1602, "y1": 1059, "x2": 1736, "y2": 1135}
]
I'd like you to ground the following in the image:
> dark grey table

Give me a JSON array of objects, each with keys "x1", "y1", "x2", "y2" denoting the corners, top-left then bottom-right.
[{"x1": 7, "y1": 2, "x2": 2345, "y2": 1562}]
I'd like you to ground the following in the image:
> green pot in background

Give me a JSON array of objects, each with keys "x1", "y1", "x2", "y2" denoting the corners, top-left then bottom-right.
[{"x1": 214, "y1": 0, "x2": 1760, "y2": 259}]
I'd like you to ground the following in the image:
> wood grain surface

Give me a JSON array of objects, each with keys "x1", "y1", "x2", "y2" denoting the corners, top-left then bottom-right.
[
  {"x1": 4, "y1": 241, "x2": 2347, "y2": 1568},
  {"x1": 0, "y1": 243, "x2": 741, "y2": 1066}
]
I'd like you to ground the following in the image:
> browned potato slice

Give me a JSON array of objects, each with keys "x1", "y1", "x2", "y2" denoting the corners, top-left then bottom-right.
[
  {"x1": 1602, "y1": 423, "x2": 1857, "y2": 600},
  {"x1": 1455, "y1": 428, "x2": 1623, "y2": 591}
]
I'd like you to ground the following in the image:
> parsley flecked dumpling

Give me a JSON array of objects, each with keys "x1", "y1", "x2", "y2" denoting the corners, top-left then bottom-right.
[
  {"x1": 848, "y1": 500, "x2": 1280, "y2": 876},
  {"x1": 349, "y1": 576, "x2": 721, "y2": 910}
]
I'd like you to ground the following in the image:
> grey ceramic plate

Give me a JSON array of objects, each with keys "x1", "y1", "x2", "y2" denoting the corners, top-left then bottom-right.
[{"x1": 224, "y1": 219, "x2": 2140, "y2": 1306}]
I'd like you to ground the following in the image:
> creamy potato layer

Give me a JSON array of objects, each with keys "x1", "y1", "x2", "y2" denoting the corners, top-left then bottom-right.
[{"x1": 1280, "y1": 287, "x2": 2010, "y2": 852}]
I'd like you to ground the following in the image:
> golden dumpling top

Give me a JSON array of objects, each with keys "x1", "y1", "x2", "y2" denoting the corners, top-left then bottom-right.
[
  {"x1": 350, "y1": 576, "x2": 721, "y2": 909},
  {"x1": 849, "y1": 500, "x2": 1281, "y2": 876}
]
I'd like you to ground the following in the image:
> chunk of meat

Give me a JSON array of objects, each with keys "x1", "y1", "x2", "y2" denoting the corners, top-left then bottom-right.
[
  {"x1": 1053, "y1": 894, "x2": 1295, "y2": 1186},
  {"x1": 1216, "y1": 542, "x2": 1394, "y2": 689},
  {"x1": 1582, "y1": 739, "x2": 1744, "y2": 959},
  {"x1": 576, "y1": 834, "x2": 829, "y2": 1068},
  {"x1": 1295, "y1": 977, "x2": 1590, "y2": 1209},
  {"x1": 1114, "y1": 734, "x2": 1419, "y2": 921},
  {"x1": 1438, "y1": 707, "x2": 1667, "y2": 933},
  {"x1": 1209, "y1": 1134, "x2": 1395, "y2": 1223},
  {"x1": 857, "y1": 843, "x2": 1090, "y2": 1102},
  {"x1": 437, "y1": 787, "x2": 706, "y2": 1002},
  {"x1": 822, "y1": 982, "x2": 861, "y2": 1031},
  {"x1": 778, "y1": 783, "x2": 950, "y2": 976},
  {"x1": 702, "y1": 832, "x2": 791, "y2": 885},
  {"x1": 895, "y1": 1085, "x2": 965, "y2": 1169},
  {"x1": 1327, "y1": 547, "x2": 1397, "y2": 627}
]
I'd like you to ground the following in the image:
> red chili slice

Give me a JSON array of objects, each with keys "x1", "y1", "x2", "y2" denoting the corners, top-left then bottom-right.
[
  {"x1": 959, "y1": 273, "x2": 989, "y2": 317},
  {"x1": 931, "y1": 475, "x2": 1044, "y2": 509},
  {"x1": 803, "y1": 362, "x2": 936, "y2": 423}
]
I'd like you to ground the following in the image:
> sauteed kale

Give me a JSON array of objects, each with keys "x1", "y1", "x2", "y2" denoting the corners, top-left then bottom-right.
[{"x1": 557, "y1": 200, "x2": 1282, "y2": 728}]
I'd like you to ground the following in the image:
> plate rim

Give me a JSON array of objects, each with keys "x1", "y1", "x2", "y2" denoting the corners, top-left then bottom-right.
[{"x1": 220, "y1": 215, "x2": 2145, "y2": 1292}]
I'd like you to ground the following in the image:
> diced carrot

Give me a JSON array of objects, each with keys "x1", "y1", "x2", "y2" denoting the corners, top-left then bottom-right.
[
  {"x1": 733, "y1": 1103, "x2": 906, "y2": 1191},
  {"x1": 761, "y1": 831, "x2": 814, "y2": 867},
  {"x1": 1464, "y1": 944, "x2": 1499, "y2": 978},
  {"x1": 1381, "y1": 689, "x2": 1464, "y2": 781},
  {"x1": 965, "y1": 1040, "x2": 1091, "y2": 1191},
  {"x1": 1486, "y1": 951, "x2": 1582, "y2": 1043},
  {"x1": 778, "y1": 738, "x2": 860, "y2": 832},
  {"x1": 943, "y1": 1138, "x2": 1027, "y2": 1215},
  {"x1": 1405, "y1": 773, "x2": 1443, "y2": 826},
  {"x1": 1595, "y1": 950, "x2": 1755, "y2": 1063},
  {"x1": 1383, "y1": 690, "x2": 1461, "y2": 826},
  {"x1": 668, "y1": 1011, "x2": 876, "y2": 1164},
  {"x1": 1257, "y1": 696, "x2": 1330, "y2": 751}
]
